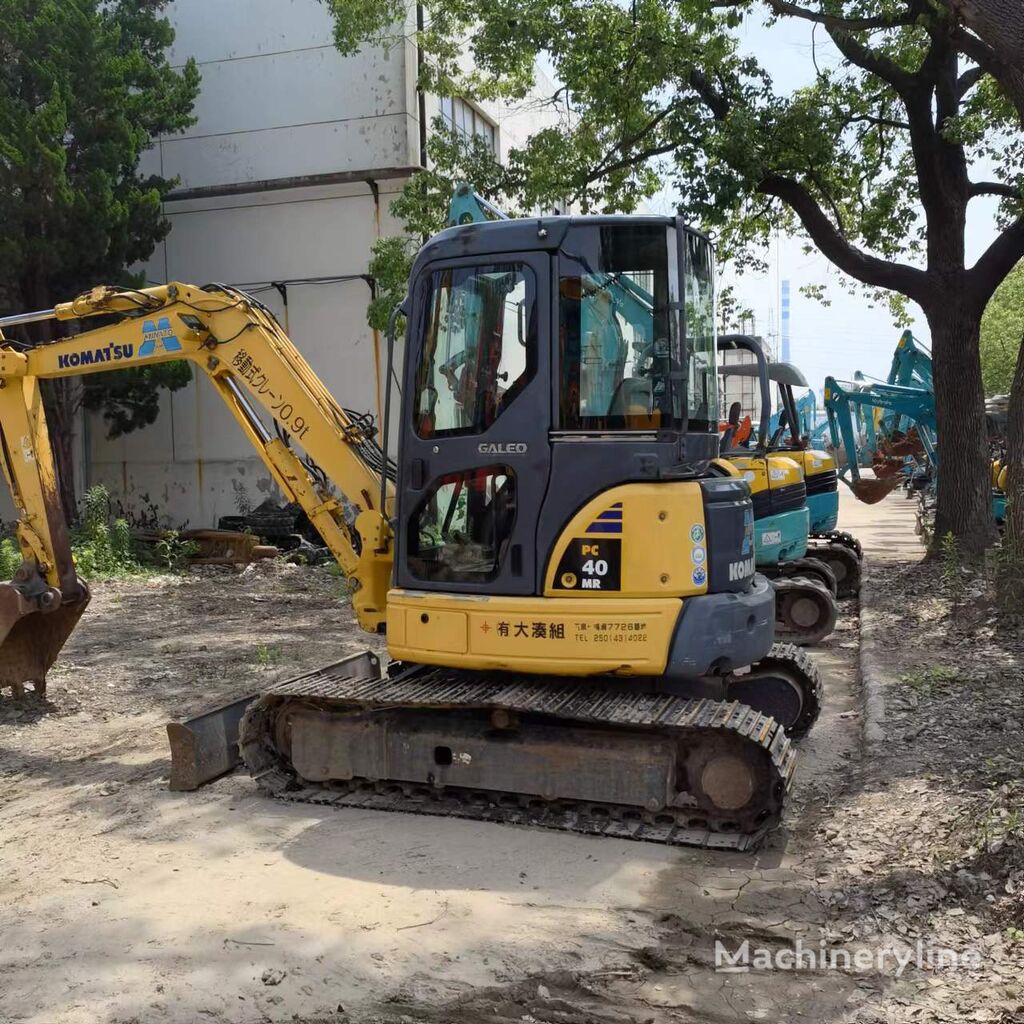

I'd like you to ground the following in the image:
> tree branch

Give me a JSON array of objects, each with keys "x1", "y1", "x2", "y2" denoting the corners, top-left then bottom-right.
[
  {"x1": 826, "y1": 25, "x2": 917, "y2": 94},
  {"x1": 758, "y1": 173, "x2": 930, "y2": 301},
  {"x1": 842, "y1": 113, "x2": 911, "y2": 131},
  {"x1": 970, "y1": 181, "x2": 1023, "y2": 200},
  {"x1": 710, "y1": 0, "x2": 917, "y2": 32},
  {"x1": 957, "y1": 65, "x2": 987, "y2": 98},
  {"x1": 969, "y1": 218, "x2": 1024, "y2": 308}
]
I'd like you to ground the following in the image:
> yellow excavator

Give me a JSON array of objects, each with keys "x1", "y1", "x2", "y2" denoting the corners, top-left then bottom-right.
[{"x1": 0, "y1": 214, "x2": 820, "y2": 849}]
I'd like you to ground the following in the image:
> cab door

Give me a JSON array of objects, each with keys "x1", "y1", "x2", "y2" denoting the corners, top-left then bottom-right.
[{"x1": 395, "y1": 253, "x2": 552, "y2": 595}]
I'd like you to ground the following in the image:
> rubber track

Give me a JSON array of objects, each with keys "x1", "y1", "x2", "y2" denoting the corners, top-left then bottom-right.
[
  {"x1": 770, "y1": 576, "x2": 839, "y2": 646},
  {"x1": 748, "y1": 642, "x2": 822, "y2": 740},
  {"x1": 240, "y1": 664, "x2": 798, "y2": 852},
  {"x1": 812, "y1": 530, "x2": 863, "y2": 560}
]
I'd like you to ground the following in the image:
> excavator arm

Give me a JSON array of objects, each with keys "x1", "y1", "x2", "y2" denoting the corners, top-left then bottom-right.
[
  {"x1": 823, "y1": 376, "x2": 936, "y2": 503},
  {"x1": 0, "y1": 282, "x2": 395, "y2": 694}
]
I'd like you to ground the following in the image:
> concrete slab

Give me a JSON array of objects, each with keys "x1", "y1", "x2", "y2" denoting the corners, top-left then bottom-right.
[{"x1": 838, "y1": 477, "x2": 923, "y2": 562}]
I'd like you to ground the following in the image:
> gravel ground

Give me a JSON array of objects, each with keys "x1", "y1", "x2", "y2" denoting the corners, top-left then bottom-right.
[{"x1": 0, "y1": 547, "x2": 1020, "y2": 1023}]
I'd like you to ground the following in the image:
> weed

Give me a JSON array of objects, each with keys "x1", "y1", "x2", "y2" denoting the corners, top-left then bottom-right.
[
  {"x1": 940, "y1": 531, "x2": 965, "y2": 600},
  {"x1": 154, "y1": 531, "x2": 200, "y2": 572},
  {"x1": 256, "y1": 644, "x2": 282, "y2": 666},
  {"x1": 0, "y1": 535, "x2": 21, "y2": 578},
  {"x1": 899, "y1": 664, "x2": 961, "y2": 694},
  {"x1": 72, "y1": 485, "x2": 141, "y2": 579},
  {"x1": 971, "y1": 784, "x2": 1024, "y2": 855}
]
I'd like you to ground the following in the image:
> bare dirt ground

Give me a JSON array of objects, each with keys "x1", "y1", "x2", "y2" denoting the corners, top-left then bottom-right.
[{"x1": 0, "y1": 490, "x2": 1020, "y2": 1023}]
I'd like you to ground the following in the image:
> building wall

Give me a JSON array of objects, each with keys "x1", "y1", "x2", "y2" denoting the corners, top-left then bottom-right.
[
  {"x1": 87, "y1": 0, "x2": 418, "y2": 528},
  {"x1": 83, "y1": 0, "x2": 567, "y2": 529}
]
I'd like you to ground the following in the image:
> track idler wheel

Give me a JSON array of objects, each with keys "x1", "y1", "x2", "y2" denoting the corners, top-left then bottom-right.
[
  {"x1": 771, "y1": 577, "x2": 838, "y2": 646},
  {"x1": 725, "y1": 643, "x2": 822, "y2": 740},
  {"x1": 809, "y1": 544, "x2": 862, "y2": 598}
]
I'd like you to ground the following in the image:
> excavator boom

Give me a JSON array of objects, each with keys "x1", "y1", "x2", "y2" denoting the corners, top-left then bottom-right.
[{"x1": 0, "y1": 283, "x2": 394, "y2": 694}]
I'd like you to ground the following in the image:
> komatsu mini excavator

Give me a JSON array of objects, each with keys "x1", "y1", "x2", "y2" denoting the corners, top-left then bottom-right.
[
  {"x1": 716, "y1": 336, "x2": 839, "y2": 643},
  {"x1": 763, "y1": 365, "x2": 863, "y2": 597},
  {"x1": 0, "y1": 210, "x2": 820, "y2": 849}
]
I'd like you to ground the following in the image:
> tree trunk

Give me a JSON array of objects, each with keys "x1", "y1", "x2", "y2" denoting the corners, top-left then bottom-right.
[
  {"x1": 927, "y1": 307, "x2": 997, "y2": 556},
  {"x1": 949, "y1": 0, "x2": 1024, "y2": 124},
  {"x1": 43, "y1": 379, "x2": 81, "y2": 526},
  {"x1": 999, "y1": 329, "x2": 1024, "y2": 605},
  {"x1": 26, "y1": 267, "x2": 79, "y2": 525}
]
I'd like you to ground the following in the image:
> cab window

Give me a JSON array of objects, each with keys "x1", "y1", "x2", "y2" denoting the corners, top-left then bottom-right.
[
  {"x1": 414, "y1": 264, "x2": 536, "y2": 439},
  {"x1": 558, "y1": 225, "x2": 678, "y2": 432}
]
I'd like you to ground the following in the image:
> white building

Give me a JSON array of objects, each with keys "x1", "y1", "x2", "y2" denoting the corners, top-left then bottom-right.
[{"x1": 80, "y1": 0, "x2": 562, "y2": 529}]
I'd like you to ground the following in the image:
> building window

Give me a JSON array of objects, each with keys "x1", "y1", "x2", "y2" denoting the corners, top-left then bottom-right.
[{"x1": 439, "y1": 96, "x2": 497, "y2": 152}]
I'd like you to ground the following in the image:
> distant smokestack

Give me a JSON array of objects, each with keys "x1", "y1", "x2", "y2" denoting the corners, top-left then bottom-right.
[{"x1": 781, "y1": 279, "x2": 791, "y2": 363}]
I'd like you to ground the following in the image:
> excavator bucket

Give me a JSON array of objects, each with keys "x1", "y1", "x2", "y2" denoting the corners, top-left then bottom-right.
[
  {"x1": 0, "y1": 582, "x2": 91, "y2": 697},
  {"x1": 850, "y1": 476, "x2": 902, "y2": 504}
]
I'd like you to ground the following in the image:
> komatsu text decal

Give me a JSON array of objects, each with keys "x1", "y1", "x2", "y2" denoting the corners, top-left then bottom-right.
[
  {"x1": 56, "y1": 316, "x2": 183, "y2": 370},
  {"x1": 57, "y1": 343, "x2": 135, "y2": 369},
  {"x1": 728, "y1": 556, "x2": 756, "y2": 582}
]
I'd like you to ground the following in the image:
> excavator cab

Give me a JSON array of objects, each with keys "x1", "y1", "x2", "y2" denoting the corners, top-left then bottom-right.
[{"x1": 392, "y1": 217, "x2": 720, "y2": 605}]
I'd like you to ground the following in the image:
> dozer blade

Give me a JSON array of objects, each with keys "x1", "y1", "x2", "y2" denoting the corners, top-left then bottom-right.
[
  {"x1": 166, "y1": 694, "x2": 256, "y2": 791},
  {"x1": 0, "y1": 581, "x2": 91, "y2": 697},
  {"x1": 165, "y1": 652, "x2": 382, "y2": 791},
  {"x1": 851, "y1": 476, "x2": 902, "y2": 504}
]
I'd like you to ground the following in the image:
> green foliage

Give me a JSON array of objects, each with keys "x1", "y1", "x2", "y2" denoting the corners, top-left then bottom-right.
[
  {"x1": 981, "y1": 261, "x2": 1024, "y2": 395},
  {"x1": 255, "y1": 643, "x2": 283, "y2": 667},
  {"x1": 899, "y1": 664, "x2": 960, "y2": 695},
  {"x1": 366, "y1": 126, "x2": 510, "y2": 330},
  {"x1": 0, "y1": 536, "x2": 21, "y2": 579},
  {"x1": 940, "y1": 530, "x2": 964, "y2": 599},
  {"x1": 0, "y1": 0, "x2": 200, "y2": 470},
  {"x1": 331, "y1": 0, "x2": 1024, "y2": 352},
  {"x1": 153, "y1": 530, "x2": 199, "y2": 572},
  {"x1": 72, "y1": 485, "x2": 140, "y2": 578}
]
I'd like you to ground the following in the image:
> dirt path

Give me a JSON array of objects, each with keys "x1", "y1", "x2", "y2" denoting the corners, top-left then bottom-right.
[{"x1": 2, "y1": 491, "x2": 984, "y2": 1024}]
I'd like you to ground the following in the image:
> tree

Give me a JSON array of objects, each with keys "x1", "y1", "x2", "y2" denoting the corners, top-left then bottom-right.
[
  {"x1": 0, "y1": 0, "x2": 200, "y2": 521},
  {"x1": 948, "y1": 0, "x2": 1024, "y2": 123},
  {"x1": 329, "y1": 0, "x2": 1024, "y2": 556},
  {"x1": 980, "y1": 261, "x2": 1024, "y2": 395}
]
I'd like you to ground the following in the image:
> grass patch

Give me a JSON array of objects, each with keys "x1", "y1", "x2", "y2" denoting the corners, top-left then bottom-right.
[
  {"x1": 899, "y1": 664, "x2": 961, "y2": 694},
  {"x1": 255, "y1": 644, "x2": 284, "y2": 667}
]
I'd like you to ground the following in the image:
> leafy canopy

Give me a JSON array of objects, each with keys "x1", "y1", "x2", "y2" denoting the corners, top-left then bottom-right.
[
  {"x1": 330, "y1": 0, "x2": 1024, "y2": 322},
  {"x1": 981, "y1": 262, "x2": 1024, "y2": 396},
  {"x1": 0, "y1": 0, "x2": 200, "y2": 434}
]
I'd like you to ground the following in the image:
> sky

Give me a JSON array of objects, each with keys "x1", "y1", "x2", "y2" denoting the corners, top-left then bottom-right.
[{"x1": 642, "y1": 13, "x2": 1005, "y2": 398}]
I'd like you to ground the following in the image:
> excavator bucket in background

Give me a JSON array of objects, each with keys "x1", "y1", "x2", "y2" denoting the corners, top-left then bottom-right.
[
  {"x1": 850, "y1": 477, "x2": 902, "y2": 504},
  {"x1": 0, "y1": 582, "x2": 91, "y2": 697}
]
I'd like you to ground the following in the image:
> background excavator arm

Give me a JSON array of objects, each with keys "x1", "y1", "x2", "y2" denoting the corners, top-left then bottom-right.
[{"x1": 0, "y1": 282, "x2": 396, "y2": 693}]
